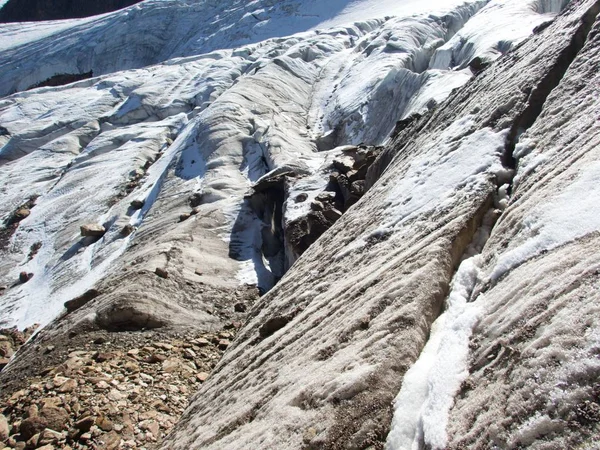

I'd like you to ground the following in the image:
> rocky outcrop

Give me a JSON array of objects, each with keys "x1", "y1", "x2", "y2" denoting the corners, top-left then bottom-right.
[
  {"x1": 0, "y1": 0, "x2": 142, "y2": 22},
  {"x1": 161, "y1": 1, "x2": 600, "y2": 448},
  {"x1": 285, "y1": 145, "x2": 382, "y2": 263}
]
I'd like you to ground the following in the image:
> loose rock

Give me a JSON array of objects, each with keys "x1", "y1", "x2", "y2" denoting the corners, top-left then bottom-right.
[
  {"x1": 155, "y1": 268, "x2": 169, "y2": 279},
  {"x1": 80, "y1": 224, "x2": 106, "y2": 238}
]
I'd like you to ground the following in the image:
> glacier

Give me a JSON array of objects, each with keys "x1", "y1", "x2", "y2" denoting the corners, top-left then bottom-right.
[
  {"x1": 0, "y1": 0, "x2": 563, "y2": 328},
  {"x1": 0, "y1": 0, "x2": 599, "y2": 448}
]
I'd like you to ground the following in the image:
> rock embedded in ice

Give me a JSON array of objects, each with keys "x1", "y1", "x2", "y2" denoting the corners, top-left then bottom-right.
[
  {"x1": 130, "y1": 199, "x2": 144, "y2": 210},
  {"x1": 79, "y1": 224, "x2": 106, "y2": 238},
  {"x1": 64, "y1": 289, "x2": 100, "y2": 313},
  {"x1": 154, "y1": 268, "x2": 169, "y2": 279}
]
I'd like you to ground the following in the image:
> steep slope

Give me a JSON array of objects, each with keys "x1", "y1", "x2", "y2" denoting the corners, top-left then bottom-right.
[
  {"x1": 444, "y1": 5, "x2": 600, "y2": 447},
  {"x1": 161, "y1": 1, "x2": 597, "y2": 449},
  {"x1": 0, "y1": 0, "x2": 143, "y2": 22},
  {"x1": 0, "y1": 0, "x2": 561, "y2": 330},
  {"x1": 0, "y1": 0, "x2": 597, "y2": 448}
]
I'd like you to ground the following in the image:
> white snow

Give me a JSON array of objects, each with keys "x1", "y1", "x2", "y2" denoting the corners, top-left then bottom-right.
[
  {"x1": 429, "y1": 0, "x2": 569, "y2": 70},
  {"x1": 490, "y1": 160, "x2": 600, "y2": 281},
  {"x1": 386, "y1": 257, "x2": 483, "y2": 450},
  {"x1": 373, "y1": 117, "x2": 507, "y2": 236}
]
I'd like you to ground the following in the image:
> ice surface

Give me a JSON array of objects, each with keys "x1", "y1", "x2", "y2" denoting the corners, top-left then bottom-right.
[
  {"x1": 429, "y1": 0, "x2": 569, "y2": 70},
  {"x1": 356, "y1": 117, "x2": 507, "y2": 250},
  {"x1": 383, "y1": 118, "x2": 507, "y2": 449},
  {"x1": 0, "y1": 0, "x2": 565, "y2": 329},
  {"x1": 386, "y1": 257, "x2": 483, "y2": 450},
  {"x1": 490, "y1": 161, "x2": 600, "y2": 281}
]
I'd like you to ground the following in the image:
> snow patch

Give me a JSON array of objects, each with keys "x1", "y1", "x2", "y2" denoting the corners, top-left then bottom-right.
[
  {"x1": 378, "y1": 117, "x2": 507, "y2": 234},
  {"x1": 386, "y1": 256, "x2": 484, "y2": 450},
  {"x1": 491, "y1": 161, "x2": 600, "y2": 281}
]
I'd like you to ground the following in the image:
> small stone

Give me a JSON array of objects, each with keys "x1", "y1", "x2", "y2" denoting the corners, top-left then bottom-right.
[
  {"x1": 179, "y1": 213, "x2": 191, "y2": 222},
  {"x1": 194, "y1": 268, "x2": 203, "y2": 276},
  {"x1": 96, "y1": 415, "x2": 113, "y2": 432},
  {"x1": 93, "y1": 336, "x2": 107, "y2": 345},
  {"x1": 19, "y1": 417, "x2": 47, "y2": 440},
  {"x1": 37, "y1": 428, "x2": 63, "y2": 445},
  {"x1": 0, "y1": 341, "x2": 13, "y2": 358},
  {"x1": 0, "y1": 414, "x2": 9, "y2": 441},
  {"x1": 310, "y1": 201, "x2": 324, "y2": 211},
  {"x1": 193, "y1": 338, "x2": 210, "y2": 347},
  {"x1": 99, "y1": 430, "x2": 121, "y2": 450},
  {"x1": 140, "y1": 420, "x2": 159, "y2": 437},
  {"x1": 44, "y1": 345, "x2": 55, "y2": 354},
  {"x1": 217, "y1": 339, "x2": 230, "y2": 350},
  {"x1": 162, "y1": 358, "x2": 183, "y2": 373},
  {"x1": 120, "y1": 224, "x2": 135, "y2": 236},
  {"x1": 58, "y1": 378, "x2": 77, "y2": 393},
  {"x1": 80, "y1": 432, "x2": 92, "y2": 441},
  {"x1": 15, "y1": 208, "x2": 30, "y2": 219},
  {"x1": 80, "y1": 224, "x2": 106, "y2": 238},
  {"x1": 145, "y1": 353, "x2": 167, "y2": 364},
  {"x1": 74, "y1": 416, "x2": 95, "y2": 432},
  {"x1": 39, "y1": 406, "x2": 69, "y2": 432},
  {"x1": 183, "y1": 348, "x2": 196, "y2": 359},
  {"x1": 64, "y1": 289, "x2": 100, "y2": 313},
  {"x1": 28, "y1": 404, "x2": 39, "y2": 418},
  {"x1": 315, "y1": 191, "x2": 336, "y2": 203},
  {"x1": 107, "y1": 389, "x2": 125, "y2": 401},
  {"x1": 93, "y1": 352, "x2": 113, "y2": 362},
  {"x1": 196, "y1": 372, "x2": 209, "y2": 382},
  {"x1": 130, "y1": 199, "x2": 144, "y2": 210},
  {"x1": 234, "y1": 303, "x2": 247, "y2": 313},
  {"x1": 155, "y1": 342, "x2": 174, "y2": 351},
  {"x1": 95, "y1": 380, "x2": 111, "y2": 390},
  {"x1": 19, "y1": 271, "x2": 33, "y2": 283},
  {"x1": 123, "y1": 361, "x2": 139, "y2": 372},
  {"x1": 155, "y1": 268, "x2": 169, "y2": 279}
]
